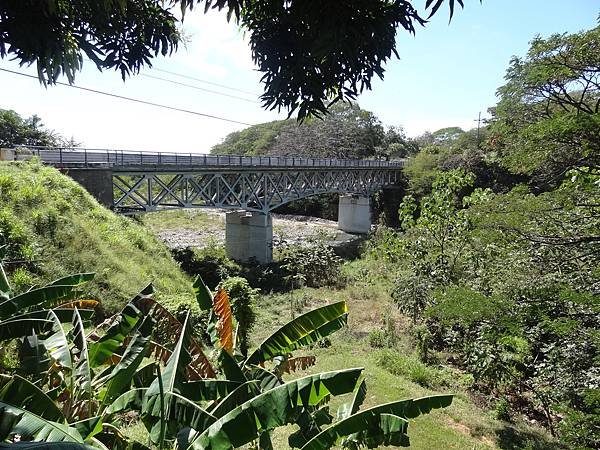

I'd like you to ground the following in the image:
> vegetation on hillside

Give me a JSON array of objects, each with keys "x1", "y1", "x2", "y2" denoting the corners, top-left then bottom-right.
[
  {"x1": 0, "y1": 159, "x2": 193, "y2": 314},
  {"x1": 366, "y1": 23, "x2": 600, "y2": 449},
  {"x1": 0, "y1": 259, "x2": 455, "y2": 449},
  {"x1": 0, "y1": 109, "x2": 78, "y2": 148},
  {"x1": 211, "y1": 102, "x2": 416, "y2": 160}
]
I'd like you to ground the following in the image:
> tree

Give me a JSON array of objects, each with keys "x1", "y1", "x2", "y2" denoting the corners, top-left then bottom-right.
[
  {"x1": 0, "y1": 109, "x2": 70, "y2": 148},
  {"x1": 489, "y1": 22, "x2": 600, "y2": 189},
  {"x1": 0, "y1": 0, "x2": 468, "y2": 120},
  {"x1": 212, "y1": 102, "x2": 389, "y2": 159}
]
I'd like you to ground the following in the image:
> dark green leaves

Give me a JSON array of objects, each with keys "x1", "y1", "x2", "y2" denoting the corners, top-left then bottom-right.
[
  {"x1": 193, "y1": 275, "x2": 212, "y2": 311},
  {"x1": 183, "y1": 368, "x2": 364, "y2": 449},
  {"x1": 301, "y1": 395, "x2": 453, "y2": 449},
  {"x1": 246, "y1": 301, "x2": 348, "y2": 365}
]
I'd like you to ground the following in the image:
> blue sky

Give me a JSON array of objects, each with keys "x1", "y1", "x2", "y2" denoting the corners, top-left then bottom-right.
[{"x1": 0, "y1": 0, "x2": 597, "y2": 152}]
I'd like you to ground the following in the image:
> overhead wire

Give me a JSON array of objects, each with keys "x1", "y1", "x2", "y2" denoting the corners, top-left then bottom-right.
[
  {"x1": 140, "y1": 73, "x2": 258, "y2": 103},
  {"x1": 149, "y1": 66, "x2": 260, "y2": 96},
  {"x1": 0, "y1": 67, "x2": 255, "y2": 126}
]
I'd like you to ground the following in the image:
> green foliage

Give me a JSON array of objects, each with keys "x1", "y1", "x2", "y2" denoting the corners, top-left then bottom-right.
[
  {"x1": 494, "y1": 398, "x2": 512, "y2": 422},
  {"x1": 279, "y1": 243, "x2": 343, "y2": 288},
  {"x1": 0, "y1": 109, "x2": 68, "y2": 148},
  {"x1": 1, "y1": 1, "x2": 466, "y2": 119},
  {"x1": 0, "y1": 160, "x2": 194, "y2": 315},
  {"x1": 490, "y1": 23, "x2": 600, "y2": 187},
  {"x1": 372, "y1": 101, "x2": 600, "y2": 447},
  {"x1": 373, "y1": 350, "x2": 452, "y2": 389},
  {"x1": 172, "y1": 245, "x2": 240, "y2": 290},
  {"x1": 211, "y1": 103, "x2": 410, "y2": 160},
  {"x1": 211, "y1": 119, "x2": 292, "y2": 155},
  {"x1": 0, "y1": 259, "x2": 451, "y2": 449}
]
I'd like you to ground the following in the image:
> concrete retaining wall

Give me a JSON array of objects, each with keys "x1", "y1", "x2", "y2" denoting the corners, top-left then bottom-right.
[{"x1": 67, "y1": 168, "x2": 114, "y2": 208}]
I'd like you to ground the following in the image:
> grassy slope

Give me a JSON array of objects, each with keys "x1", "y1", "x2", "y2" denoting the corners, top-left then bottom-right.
[
  {"x1": 252, "y1": 257, "x2": 557, "y2": 450},
  {"x1": 0, "y1": 160, "x2": 194, "y2": 313}
]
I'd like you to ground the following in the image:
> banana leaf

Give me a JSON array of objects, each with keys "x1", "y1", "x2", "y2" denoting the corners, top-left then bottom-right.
[
  {"x1": 0, "y1": 311, "x2": 53, "y2": 341},
  {"x1": 208, "y1": 380, "x2": 261, "y2": 418},
  {"x1": 0, "y1": 285, "x2": 77, "y2": 321},
  {"x1": 88, "y1": 303, "x2": 143, "y2": 367},
  {"x1": 50, "y1": 273, "x2": 95, "y2": 286},
  {"x1": 143, "y1": 313, "x2": 215, "y2": 443},
  {"x1": 0, "y1": 375, "x2": 64, "y2": 422},
  {"x1": 193, "y1": 275, "x2": 212, "y2": 311},
  {"x1": 181, "y1": 367, "x2": 363, "y2": 449},
  {"x1": 99, "y1": 315, "x2": 154, "y2": 405},
  {"x1": 300, "y1": 394, "x2": 453, "y2": 449},
  {"x1": 0, "y1": 443, "x2": 96, "y2": 449},
  {"x1": 337, "y1": 378, "x2": 367, "y2": 420},
  {"x1": 44, "y1": 311, "x2": 72, "y2": 370},
  {"x1": 71, "y1": 308, "x2": 92, "y2": 411},
  {"x1": 218, "y1": 349, "x2": 246, "y2": 383},
  {"x1": 181, "y1": 380, "x2": 243, "y2": 402},
  {"x1": 0, "y1": 402, "x2": 85, "y2": 443},
  {"x1": 246, "y1": 301, "x2": 348, "y2": 365}
]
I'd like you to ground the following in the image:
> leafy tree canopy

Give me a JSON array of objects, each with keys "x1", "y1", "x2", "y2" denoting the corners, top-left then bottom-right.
[
  {"x1": 489, "y1": 22, "x2": 600, "y2": 188},
  {"x1": 0, "y1": 0, "x2": 468, "y2": 120},
  {"x1": 211, "y1": 102, "x2": 416, "y2": 159},
  {"x1": 0, "y1": 109, "x2": 73, "y2": 148}
]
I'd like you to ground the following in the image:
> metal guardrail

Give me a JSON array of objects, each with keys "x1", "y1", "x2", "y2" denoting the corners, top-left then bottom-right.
[{"x1": 22, "y1": 146, "x2": 406, "y2": 169}]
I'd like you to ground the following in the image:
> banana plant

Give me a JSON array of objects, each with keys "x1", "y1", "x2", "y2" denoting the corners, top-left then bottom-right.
[{"x1": 168, "y1": 278, "x2": 454, "y2": 449}]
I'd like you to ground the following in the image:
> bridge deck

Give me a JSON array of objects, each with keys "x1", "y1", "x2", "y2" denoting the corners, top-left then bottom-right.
[{"x1": 26, "y1": 147, "x2": 405, "y2": 169}]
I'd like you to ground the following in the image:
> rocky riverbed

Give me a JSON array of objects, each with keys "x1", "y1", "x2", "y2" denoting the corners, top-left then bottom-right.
[{"x1": 146, "y1": 208, "x2": 366, "y2": 257}]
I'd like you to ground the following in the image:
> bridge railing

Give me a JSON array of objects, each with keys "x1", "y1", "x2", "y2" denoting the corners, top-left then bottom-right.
[{"x1": 22, "y1": 146, "x2": 405, "y2": 169}]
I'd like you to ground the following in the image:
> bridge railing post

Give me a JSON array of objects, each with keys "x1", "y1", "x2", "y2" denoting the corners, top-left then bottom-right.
[{"x1": 84, "y1": 148, "x2": 87, "y2": 166}]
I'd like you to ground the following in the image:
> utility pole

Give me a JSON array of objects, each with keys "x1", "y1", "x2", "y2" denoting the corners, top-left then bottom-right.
[{"x1": 474, "y1": 111, "x2": 482, "y2": 150}]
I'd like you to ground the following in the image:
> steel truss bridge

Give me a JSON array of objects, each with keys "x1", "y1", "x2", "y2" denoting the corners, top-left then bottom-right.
[{"x1": 30, "y1": 147, "x2": 405, "y2": 214}]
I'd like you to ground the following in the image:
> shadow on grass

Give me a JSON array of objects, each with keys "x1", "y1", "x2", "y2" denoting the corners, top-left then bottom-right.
[{"x1": 495, "y1": 425, "x2": 562, "y2": 450}]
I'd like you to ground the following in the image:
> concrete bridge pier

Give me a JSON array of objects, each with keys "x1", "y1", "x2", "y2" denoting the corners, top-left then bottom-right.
[
  {"x1": 225, "y1": 211, "x2": 273, "y2": 264},
  {"x1": 337, "y1": 194, "x2": 371, "y2": 234}
]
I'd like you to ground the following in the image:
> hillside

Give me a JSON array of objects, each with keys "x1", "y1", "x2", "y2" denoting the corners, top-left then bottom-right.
[{"x1": 0, "y1": 159, "x2": 194, "y2": 314}]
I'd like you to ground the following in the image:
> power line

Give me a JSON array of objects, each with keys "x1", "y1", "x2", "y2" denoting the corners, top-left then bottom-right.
[
  {"x1": 140, "y1": 73, "x2": 258, "y2": 104},
  {"x1": 150, "y1": 66, "x2": 260, "y2": 96},
  {"x1": 0, "y1": 67, "x2": 254, "y2": 127}
]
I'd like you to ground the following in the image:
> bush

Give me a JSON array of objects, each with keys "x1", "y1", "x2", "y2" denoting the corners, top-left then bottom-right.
[
  {"x1": 368, "y1": 330, "x2": 387, "y2": 349},
  {"x1": 172, "y1": 245, "x2": 241, "y2": 289},
  {"x1": 279, "y1": 243, "x2": 343, "y2": 288},
  {"x1": 494, "y1": 398, "x2": 512, "y2": 422}
]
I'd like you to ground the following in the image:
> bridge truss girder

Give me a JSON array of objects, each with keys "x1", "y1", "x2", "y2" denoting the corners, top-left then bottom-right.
[{"x1": 112, "y1": 168, "x2": 401, "y2": 214}]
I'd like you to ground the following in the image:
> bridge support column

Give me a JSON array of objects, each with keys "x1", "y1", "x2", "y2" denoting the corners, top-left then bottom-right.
[
  {"x1": 338, "y1": 195, "x2": 371, "y2": 234},
  {"x1": 225, "y1": 211, "x2": 273, "y2": 264}
]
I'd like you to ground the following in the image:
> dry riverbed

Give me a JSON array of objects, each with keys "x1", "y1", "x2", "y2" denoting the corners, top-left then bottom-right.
[{"x1": 142, "y1": 208, "x2": 364, "y2": 254}]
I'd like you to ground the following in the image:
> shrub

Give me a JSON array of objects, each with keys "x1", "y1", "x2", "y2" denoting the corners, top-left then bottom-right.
[
  {"x1": 279, "y1": 242, "x2": 343, "y2": 288},
  {"x1": 494, "y1": 398, "x2": 512, "y2": 422},
  {"x1": 368, "y1": 330, "x2": 387, "y2": 349},
  {"x1": 9, "y1": 267, "x2": 34, "y2": 293},
  {"x1": 172, "y1": 245, "x2": 241, "y2": 289}
]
